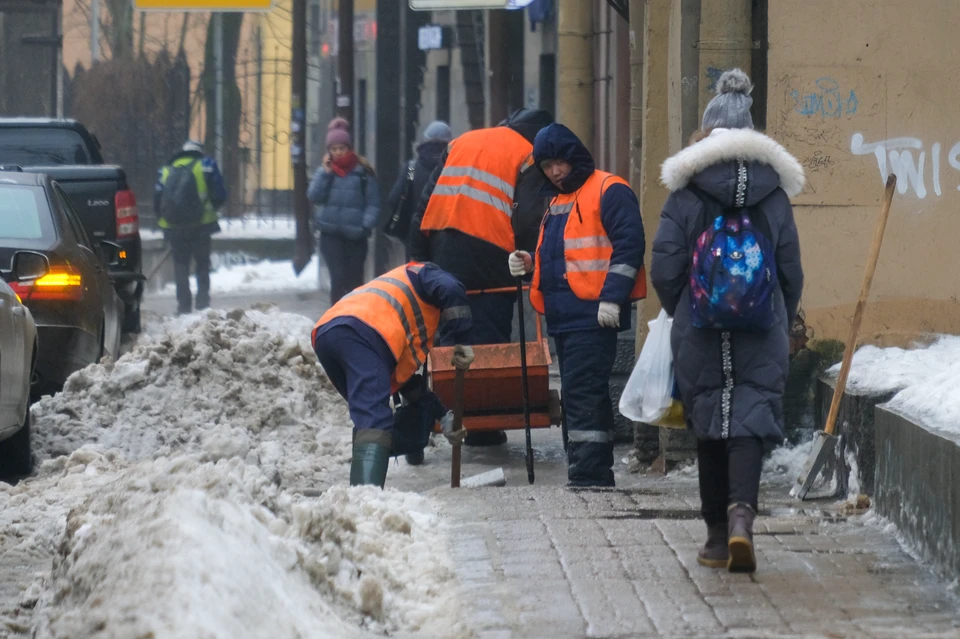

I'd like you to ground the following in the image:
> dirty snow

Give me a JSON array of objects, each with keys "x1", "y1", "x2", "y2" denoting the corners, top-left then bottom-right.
[
  {"x1": 827, "y1": 336, "x2": 960, "y2": 438},
  {"x1": 1, "y1": 309, "x2": 468, "y2": 638}
]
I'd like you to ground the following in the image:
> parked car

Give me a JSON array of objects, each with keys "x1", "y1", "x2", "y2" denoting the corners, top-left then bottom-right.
[
  {"x1": 0, "y1": 118, "x2": 144, "y2": 333},
  {"x1": 0, "y1": 169, "x2": 123, "y2": 396},
  {"x1": 0, "y1": 278, "x2": 37, "y2": 479}
]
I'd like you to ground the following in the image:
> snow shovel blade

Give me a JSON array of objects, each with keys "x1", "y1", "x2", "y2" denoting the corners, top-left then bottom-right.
[{"x1": 790, "y1": 430, "x2": 839, "y2": 500}]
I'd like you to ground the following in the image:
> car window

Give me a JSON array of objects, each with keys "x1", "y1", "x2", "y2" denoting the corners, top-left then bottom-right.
[
  {"x1": 55, "y1": 186, "x2": 94, "y2": 250},
  {"x1": 0, "y1": 183, "x2": 56, "y2": 250},
  {"x1": 0, "y1": 128, "x2": 91, "y2": 165}
]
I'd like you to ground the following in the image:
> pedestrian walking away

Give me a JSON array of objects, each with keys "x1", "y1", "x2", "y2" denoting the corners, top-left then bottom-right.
[
  {"x1": 510, "y1": 123, "x2": 647, "y2": 488},
  {"x1": 311, "y1": 261, "x2": 475, "y2": 488},
  {"x1": 409, "y1": 108, "x2": 553, "y2": 447},
  {"x1": 652, "y1": 68, "x2": 805, "y2": 573},
  {"x1": 308, "y1": 117, "x2": 381, "y2": 304},
  {"x1": 383, "y1": 120, "x2": 453, "y2": 265},
  {"x1": 154, "y1": 140, "x2": 227, "y2": 315}
]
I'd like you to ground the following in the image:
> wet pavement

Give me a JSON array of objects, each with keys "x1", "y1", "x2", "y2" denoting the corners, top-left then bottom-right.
[{"x1": 141, "y1": 289, "x2": 960, "y2": 639}]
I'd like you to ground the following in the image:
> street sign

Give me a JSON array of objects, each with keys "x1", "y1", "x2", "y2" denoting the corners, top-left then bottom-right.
[
  {"x1": 134, "y1": 0, "x2": 274, "y2": 10},
  {"x1": 418, "y1": 25, "x2": 446, "y2": 51},
  {"x1": 410, "y1": 0, "x2": 508, "y2": 10}
]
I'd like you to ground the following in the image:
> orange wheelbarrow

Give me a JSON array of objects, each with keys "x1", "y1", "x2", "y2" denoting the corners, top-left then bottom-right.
[{"x1": 428, "y1": 286, "x2": 564, "y2": 483}]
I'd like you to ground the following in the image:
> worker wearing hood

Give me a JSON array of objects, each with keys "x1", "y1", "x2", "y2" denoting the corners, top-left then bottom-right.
[{"x1": 510, "y1": 123, "x2": 646, "y2": 487}]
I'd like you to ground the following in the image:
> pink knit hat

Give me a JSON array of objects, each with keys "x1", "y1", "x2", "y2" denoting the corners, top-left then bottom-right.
[{"x1": 326, "y1": 117, "x2": 353, "y2": 149}]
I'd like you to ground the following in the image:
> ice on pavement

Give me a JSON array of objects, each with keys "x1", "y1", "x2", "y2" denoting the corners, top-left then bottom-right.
[
  {"x1": 11, "y1": 309, "x2": 467, "y2": 638},
  {"x1": 827, "y1": 335, "x2": 960, "y2": 437}
]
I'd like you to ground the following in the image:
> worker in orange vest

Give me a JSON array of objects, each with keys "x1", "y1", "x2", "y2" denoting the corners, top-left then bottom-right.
[
  {"x1": 312, "y1": 262, "x2": 475, "y2": 487},
  {"x1": 509, "y1": 123, "x2": 646, "y2": 487},
  {"x1": 408, "y1": 108, "x2": 553, "y2": 447}
]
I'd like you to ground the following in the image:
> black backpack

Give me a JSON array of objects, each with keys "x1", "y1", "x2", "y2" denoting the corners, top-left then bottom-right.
[
  {"x1": 160, "y1": 158, "x2": 205, "y2": 226},
  {"x1": 384, "y1": 160, "x2": 417, "y2": 239}
]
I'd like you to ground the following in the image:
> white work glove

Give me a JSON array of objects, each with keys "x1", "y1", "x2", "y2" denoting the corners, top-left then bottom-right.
[
  {"x1": 597, "y1": 302, "x2": 621, "y2": 328},
  {"x1": 451, "y1": 344, "x2": 475, "y2": 370},
  {"x1": 508, "y1": 251, "x2": 533, "y2": 277},
  {"x1": 440, "y1": 411, "x2": 466, "y2": 445}
]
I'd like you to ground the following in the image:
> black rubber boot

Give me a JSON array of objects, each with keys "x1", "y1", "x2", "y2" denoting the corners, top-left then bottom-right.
[
  {"x1": 404, "y1": 448, "x2": 425, "y2": 466},
  {"x1": 697, "y1": 523, "x2": 729, "y2": 568},
  {"x1": 727, "y1": 503, "x2": 757, "y2": 573},
  {"x1": 350, "y1": 430, "x2": 392, "y2": 488}
]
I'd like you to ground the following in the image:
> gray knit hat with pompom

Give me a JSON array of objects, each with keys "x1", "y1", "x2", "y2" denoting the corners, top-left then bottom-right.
[{"x1": 701, "y1": 68, "x2": 754, "y2": 130}]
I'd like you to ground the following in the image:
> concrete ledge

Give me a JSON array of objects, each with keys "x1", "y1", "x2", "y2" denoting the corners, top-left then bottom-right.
[
  {"x1": 874, "y1": 405, "x2": 960, "y2": 578},
  {"x1": 815, "y1": 376, "x2": 894, "y2": 495}
]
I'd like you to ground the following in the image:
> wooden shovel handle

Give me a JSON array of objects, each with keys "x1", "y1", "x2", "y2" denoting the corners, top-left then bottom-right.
[
  {"x1": 824, "y1": 174, "x2": 897, "y2": 436},
  {"x1": 450, "y1": 366, "x2": 466, "y2": 488}
]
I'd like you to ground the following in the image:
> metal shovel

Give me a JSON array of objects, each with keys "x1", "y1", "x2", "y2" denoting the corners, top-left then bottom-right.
[{"x1": 791, "y1": 174, "x2": 897, "y2": 500}]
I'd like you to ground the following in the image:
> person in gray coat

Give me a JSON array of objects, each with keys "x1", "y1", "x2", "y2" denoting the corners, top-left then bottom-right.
[
  {"x1": 309, "y1": 117, "x2": 381, "y2": 303},
  {"x1": 652, "y1": 69, "x2": 804, "y2": 573}
]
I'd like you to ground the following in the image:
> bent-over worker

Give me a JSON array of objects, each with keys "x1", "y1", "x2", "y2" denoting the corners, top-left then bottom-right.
[{"x1": 312, "y1": 262, "x2": 475, "y2": 487}]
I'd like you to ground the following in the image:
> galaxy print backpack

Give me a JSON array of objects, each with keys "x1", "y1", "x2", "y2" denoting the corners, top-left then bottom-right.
[{"x1": 687, "y1": 161, "x2": 777, "y2": 331}]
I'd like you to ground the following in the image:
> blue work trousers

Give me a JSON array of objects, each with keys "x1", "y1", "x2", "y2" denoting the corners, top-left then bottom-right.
[
  {"x1": 313, "y1": 325, "x2": 394, "y2": 433},
  {"x1": 556, "y1": 328, "x2": 619, "y2": 486}
]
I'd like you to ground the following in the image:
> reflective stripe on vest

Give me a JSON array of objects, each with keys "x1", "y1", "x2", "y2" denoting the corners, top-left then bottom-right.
[
  {"x1": 420, "y1": 127, "x2": 532, "y2": 253},
  {"x1": 529, "y1": 171, "x2": 647, "y2": 314},
  {"x1": 312, "y1": 263, "x2": 441, "y2": 390}
]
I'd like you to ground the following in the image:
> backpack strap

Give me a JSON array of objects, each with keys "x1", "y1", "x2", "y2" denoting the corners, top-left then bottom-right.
[{"x1": 684, "y1": 181, "x2": 774, "y2": 243}]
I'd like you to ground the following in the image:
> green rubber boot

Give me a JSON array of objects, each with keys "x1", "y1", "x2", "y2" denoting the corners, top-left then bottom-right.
[{"x1": 349, "y1": 430, "x2": 392, "y2": 488}]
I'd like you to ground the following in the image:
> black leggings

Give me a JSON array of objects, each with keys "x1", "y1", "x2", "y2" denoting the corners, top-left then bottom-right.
[{"x1": 697, "y1": 437, "x2": 764, "y2": 526}]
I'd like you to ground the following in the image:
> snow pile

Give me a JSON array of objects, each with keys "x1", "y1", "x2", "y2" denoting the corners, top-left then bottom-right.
[
  {"x1": 157, "y1": 255, "x2": 328, "y2": 297},
  {"x1": 31, "y1": 307, "x2": 352, "y2": 491},
  {"x1": 31, "y1": 455, "x2": 467, "y2": 639},
  {"x1": 827, "y1": 336, "x2": 960, "y2": 437},
  {"x1": 762, "y1": 439, "x2": 813, "y2": 482}
]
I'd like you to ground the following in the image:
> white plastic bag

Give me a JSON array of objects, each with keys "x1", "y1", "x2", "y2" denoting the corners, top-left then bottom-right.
[{"x1": 618, "y1": 309, "x2": 674, "y2": 424}]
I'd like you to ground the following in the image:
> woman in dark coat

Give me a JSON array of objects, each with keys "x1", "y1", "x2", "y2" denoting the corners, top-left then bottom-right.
[
  {"x1": 308, "y1": 118, "x2": 381, "y2": 304},
  {"x1": 652, "y1": 69, "x2": 805, "y2": 573}
]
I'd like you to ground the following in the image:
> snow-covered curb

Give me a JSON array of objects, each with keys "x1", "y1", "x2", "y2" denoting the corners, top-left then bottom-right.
[
  {"x1": 827, "y1": 336, "x2": 960, "y2": 438},
  {"x1": 151, "y1": 256, "x2": 327, "y2": 297}
]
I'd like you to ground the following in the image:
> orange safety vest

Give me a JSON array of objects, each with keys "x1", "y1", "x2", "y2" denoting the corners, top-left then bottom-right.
[
  {"x1": 530, "y1": 171, "x2": 647, "y2": 314},
  {"x1": 420, "y1": 126, "x2": 534, "y2": 253},
  {"x1": 312, "y1": 263, "x2": 441, "y2": 392}
]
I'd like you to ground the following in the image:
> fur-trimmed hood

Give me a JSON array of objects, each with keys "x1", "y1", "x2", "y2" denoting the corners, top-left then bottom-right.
[{"x1": 660, "y1": 128, "x2": 805, "y2": 201}]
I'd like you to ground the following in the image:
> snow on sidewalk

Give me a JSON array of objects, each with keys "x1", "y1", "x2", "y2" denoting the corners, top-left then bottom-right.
[
  {"x1": 154, "y1": 255, "x2": 328, "y2": 297},
  {"x1": 828, "y1": 335, "x2": 960, "y2": 437},
  {"x1": 6, "y1": 309, "x2": 468, "y2": 638},
  {"x1": 141, "y1": 216, "x2": 297, "y2": 242}
]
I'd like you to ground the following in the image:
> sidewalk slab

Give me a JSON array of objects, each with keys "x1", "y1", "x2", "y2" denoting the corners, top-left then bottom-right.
[{"x1": 436, "y1": 482, "x2": 960, "y2": 639}]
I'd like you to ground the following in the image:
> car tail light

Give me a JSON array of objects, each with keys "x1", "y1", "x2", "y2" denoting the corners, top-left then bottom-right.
[
  {"x1": 10, "y1": 266, "x2": 84, "y2": 302},
  {"x1": 115, "y1": 189, "x2": 139, "y2": 239}
]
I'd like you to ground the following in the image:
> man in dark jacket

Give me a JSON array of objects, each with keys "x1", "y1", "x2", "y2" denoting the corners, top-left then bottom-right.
[
  {"x1": 409, "y1": 108, "x2": 553, "y2": 446},
  {"x1": 384, "y1": 121, "x2": 453, "y2": 263},
  {"x1": 154, "y1": 140, "x2": 227, "y2": 315},
  {"x1": 510, "y1": 123, "x2": 646, "y2": 487}
]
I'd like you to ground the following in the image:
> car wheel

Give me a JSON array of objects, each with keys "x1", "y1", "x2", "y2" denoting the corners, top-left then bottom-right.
[
  {"x1": 0, "y1": 402, "x2": 34, "y2": 481},
  {"x1": 122, "y1": 304, "x2": 142, "y2": 334}
]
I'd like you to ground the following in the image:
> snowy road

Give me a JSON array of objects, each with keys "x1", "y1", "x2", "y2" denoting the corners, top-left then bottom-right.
[{"x1": 0, "y1": 286, "x2": 957, "y2": 638}]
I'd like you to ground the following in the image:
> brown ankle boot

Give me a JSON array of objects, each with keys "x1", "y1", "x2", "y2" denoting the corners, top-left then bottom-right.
[
  {"x1": 727, "y1": 503, "x2": 757, "y2": 573},
  {"x1": 696, "y1": 523, "x2": 729, "y2": 568}
]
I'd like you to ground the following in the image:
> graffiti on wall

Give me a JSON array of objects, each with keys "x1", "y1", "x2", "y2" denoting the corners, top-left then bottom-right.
[
  {"x1": 849, "y1": 133, "x2": 960, "y2": 199},
  {"x1": 791, "y1": 78, "x2": 858, "y2": 119}
]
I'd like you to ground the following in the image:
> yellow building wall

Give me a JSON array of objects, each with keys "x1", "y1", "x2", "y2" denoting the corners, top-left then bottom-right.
[{"x1": 259, "y1": 0, "x2": 292, "y2": 192}]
